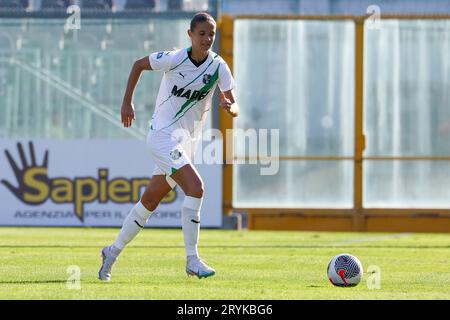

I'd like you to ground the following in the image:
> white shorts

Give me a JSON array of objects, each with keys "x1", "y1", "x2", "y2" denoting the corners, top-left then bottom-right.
[{"x1": 146, "y1": 129, "x2": 198, "y2": 188}]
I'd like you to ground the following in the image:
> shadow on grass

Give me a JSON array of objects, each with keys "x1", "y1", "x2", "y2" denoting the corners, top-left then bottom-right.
[
  {"x1": 0, "y1": 280, "x2": 67, "y2": 284},
  {"x1": 0, "y1": 279, "x2": 153, "y2": 285},
  {"x1": 0, "y1": 245, "x2": 449, "y2": 249}
]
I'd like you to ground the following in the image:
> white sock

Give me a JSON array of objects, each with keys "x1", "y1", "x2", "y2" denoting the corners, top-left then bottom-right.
[
  {"x1": 112, "y1": 201, "x2": 153, "y2": 252},
  {"x1": 182, "y1": 196, "x2": 203, "y2": 258}
]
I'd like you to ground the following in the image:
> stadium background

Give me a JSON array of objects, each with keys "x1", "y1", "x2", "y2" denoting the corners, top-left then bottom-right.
[{"x1": 0, "y1": 0, "x2": 449, "y2": 232}]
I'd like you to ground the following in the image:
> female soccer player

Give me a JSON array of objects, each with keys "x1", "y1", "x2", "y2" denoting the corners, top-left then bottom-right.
[{"x1": 99, "y1": 12, "x2": 238, "y2": 281}]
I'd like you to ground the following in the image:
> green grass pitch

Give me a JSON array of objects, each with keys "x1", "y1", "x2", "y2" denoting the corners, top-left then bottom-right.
[{"x1": 0, "y1": 227, "x2": 449, "y2": 299}]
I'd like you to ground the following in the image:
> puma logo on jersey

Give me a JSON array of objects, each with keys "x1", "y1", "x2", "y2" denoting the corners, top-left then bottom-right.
[{"x1": 171, "y1": 85, "x2": 210, "y2": 101}]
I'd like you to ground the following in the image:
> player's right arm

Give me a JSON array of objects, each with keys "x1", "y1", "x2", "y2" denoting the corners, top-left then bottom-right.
[
  {"x1": 121, "y1": 51, "x2": 174, "y2": 128},
  {"x1": 121, "y1": 57, "x2": 152, "y2": 128}
]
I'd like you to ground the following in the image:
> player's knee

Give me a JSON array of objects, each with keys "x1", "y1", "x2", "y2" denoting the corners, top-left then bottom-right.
[
  {"x1": 140, "y1": 195, "x2": 159, "y2": 212},
  {"x1": 185, "y1": 180, "x2": 204, "y2": 198},
  {"x1": 185, "y1": 188, "x2": 203, "y2": 198}
]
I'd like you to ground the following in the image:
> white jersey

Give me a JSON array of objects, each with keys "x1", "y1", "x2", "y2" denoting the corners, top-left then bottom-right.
[{"x1": 148, "y1": 47, "x2": 235, "y2": 139}]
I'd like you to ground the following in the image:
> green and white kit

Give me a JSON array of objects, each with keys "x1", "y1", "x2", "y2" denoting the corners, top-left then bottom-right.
[{"x1": 146, "y1": 47, "x2": 234, "y2": 182}]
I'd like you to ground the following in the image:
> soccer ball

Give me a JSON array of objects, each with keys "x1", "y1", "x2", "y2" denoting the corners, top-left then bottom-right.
[{"x1": 327, "y1": 253, "x2": 363, "y2": 287}]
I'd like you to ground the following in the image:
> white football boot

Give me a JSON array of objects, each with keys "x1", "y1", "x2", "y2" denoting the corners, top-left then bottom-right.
[
  {"x1": 98, "y1": 246, "x2": 118, "y2": 281},
  {"x1": 186, "y1": 257, "x2": 216, "y2": 279}
]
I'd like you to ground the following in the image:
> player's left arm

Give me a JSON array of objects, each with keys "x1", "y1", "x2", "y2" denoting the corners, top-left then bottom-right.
[{"x1": 219, "y1": 90, "x2": 239, "y2": 118}]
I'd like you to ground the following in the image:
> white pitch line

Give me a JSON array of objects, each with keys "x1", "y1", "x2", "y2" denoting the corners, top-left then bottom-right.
[{"x1": 333, "y1": 233, "x2": 411, "y2": 246}]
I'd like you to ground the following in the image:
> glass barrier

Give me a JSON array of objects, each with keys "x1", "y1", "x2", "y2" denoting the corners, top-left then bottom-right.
[
  {"x1": 233, "y1": 19, "x2": 355, "y2": 208},
  {"x1": 364, "y1": 19, "x2": 450, "y2": 207}
]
